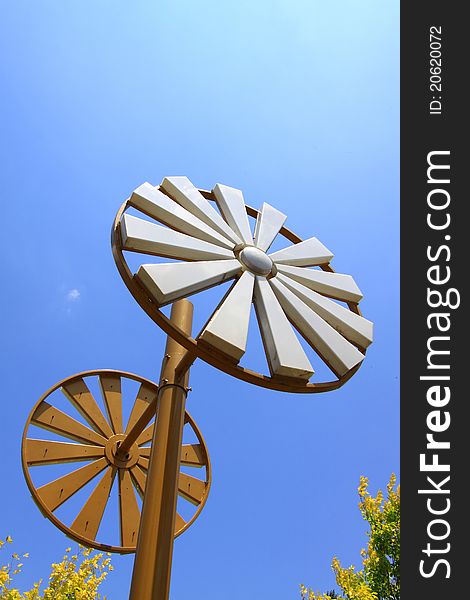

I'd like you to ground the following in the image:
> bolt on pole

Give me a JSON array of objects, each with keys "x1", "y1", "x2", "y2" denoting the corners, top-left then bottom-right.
[{"x1": 129, "y1": 299, "x2": 194, "y2": 600}]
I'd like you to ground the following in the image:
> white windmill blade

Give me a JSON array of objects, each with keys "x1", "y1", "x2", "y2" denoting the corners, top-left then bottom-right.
[
  {"x1": 120, "y1": 214, "x2": 235, "y2": 262},
  {"x1": 269, "y1": 278, "x2": 365, "y2": 377},
  {"x1": 161, "y1": 176, "x2": 242, "y2": 245},
  {"x1": 253, "y1": 202, "x2": 287, "y2": 252},
  {"x1": 276, "y1": 264, "x2": 363, "y2": 303},
  {"x1": 213, "y1": 184, "x2": 253, "y2": 245},
  {"x1": 130, "y1": 183, "x2": 235, "y2": 250},
  {"x1": 137, "y1": 259, "x2": 241, "y2": 306},
  {"x1": 276, "y1": 274, "x2": 373, "y2": 349},
  {"x1": 253, "y1": 277, "x2": 314, "y2": 380},
  {"x1": 199, "y1": 271, "x2": 255, "y2": 361},
  {"x1": 268, "y1": 236, "x2": 333, "y2": 267}
]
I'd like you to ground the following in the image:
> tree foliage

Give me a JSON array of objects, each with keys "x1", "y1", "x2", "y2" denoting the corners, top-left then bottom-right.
[
  {"x1": 300, "y1": 474, "x2": 400, "y2": 600},
  {"x1": 0, "y1": 537, "x2": 112, "y2": 600}
]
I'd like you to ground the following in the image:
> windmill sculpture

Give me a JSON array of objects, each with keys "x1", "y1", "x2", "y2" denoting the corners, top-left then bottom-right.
[{"x1": 22, "y1": 176, "x2": 373, "y2": 600}]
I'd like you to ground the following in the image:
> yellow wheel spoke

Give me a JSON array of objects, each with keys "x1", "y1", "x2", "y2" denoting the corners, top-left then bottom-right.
[
  {"x1": 119, "y1": 469, "x2": 141, "y2": 547},
  {"x1": 174, "y1": 512, "x2": 186, "y2": 534},
  {"x1": 62, "y1": 378, "x2": 114, "y2": 438},
  {"x1": 32, "y1": 402, "x2": 107, "y2": 446},
  {"x1": 71, "y1": 467, "x2": 117, "y2": 540},
  {"x1": 137, "y1": 456, "x2": 149, "y2": 470},
  {"x1": 138, "y1": 444, "x2": 206, "y2": 468},
  {"x1": 25, "y1": 439, "x2": 104, "y2": 465},
  {"x1": 180, "y1": 444, "x2": 206, "y2": 467},
  {"x1": 178, "y1": 473, "x2": 207, "y2": 506},
  {"x1": 130, "y1": 465, "x2": 147, "y2": 498},
  {"x1": 37, "y1": 457, "x2": 109, "y2": 512},
  {"x1": 99, "y1": 374, "x2": 124, "y2": 434}
]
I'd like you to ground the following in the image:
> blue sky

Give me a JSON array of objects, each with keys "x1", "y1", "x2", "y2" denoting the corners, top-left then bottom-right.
[{"x1": 1, "y1": 1, "x2": 399, "y2": 598}]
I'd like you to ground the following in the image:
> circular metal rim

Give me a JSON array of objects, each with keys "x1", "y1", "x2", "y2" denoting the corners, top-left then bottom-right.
[
  {"x1": 22, "y1": 369, "x2": 212, "y2": 554},
  {"x1": 112, "y1": 189, "x2": 365, "y2": 394}
]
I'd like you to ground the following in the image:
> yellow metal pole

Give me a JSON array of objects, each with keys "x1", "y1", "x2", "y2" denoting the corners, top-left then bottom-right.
[{"x1": 129, "y1": 299, "x2": 193, "y2": 600}]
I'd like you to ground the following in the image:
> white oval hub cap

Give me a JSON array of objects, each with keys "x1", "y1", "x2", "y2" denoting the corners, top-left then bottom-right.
[{"x1": 239, "y1": 246, "x2": 273, "y2": 276}]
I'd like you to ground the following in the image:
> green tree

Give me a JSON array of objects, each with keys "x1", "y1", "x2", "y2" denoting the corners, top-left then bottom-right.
[
  {"x1": 1, "y1": 537, "x2": 112, "y2": 599},
  {"x1": 300, "y1": 474, "x2": 400, "y2": 600}
]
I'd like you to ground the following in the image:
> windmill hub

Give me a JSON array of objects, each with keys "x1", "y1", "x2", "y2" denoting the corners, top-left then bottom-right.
[
  {"x1": 105, "y1": 433, "x2": 140, "y2": 469},
  {"x1": 238, "y1": 246, "x2": 274, "y2": 276}
]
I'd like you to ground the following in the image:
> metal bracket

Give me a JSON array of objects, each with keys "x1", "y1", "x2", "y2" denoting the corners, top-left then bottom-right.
[{"x1": 157, "y1": 382, "x2": 190, "y2": 396}]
